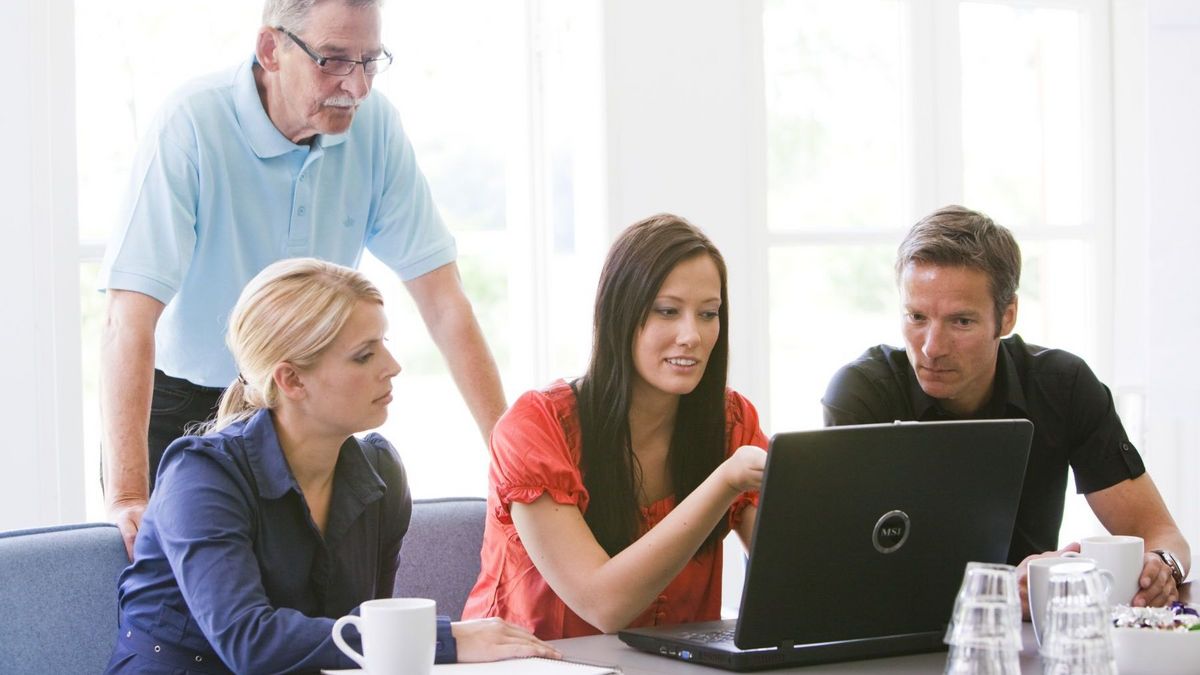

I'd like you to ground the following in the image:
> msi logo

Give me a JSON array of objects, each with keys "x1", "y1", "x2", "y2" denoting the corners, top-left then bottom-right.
[{"x1": 872, "y1": 510, "x2": 911, "y2": 554}]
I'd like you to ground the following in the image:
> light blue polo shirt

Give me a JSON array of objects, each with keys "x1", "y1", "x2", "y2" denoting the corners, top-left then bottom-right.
[{"x1": 100, "y1": 56, "x2": 456, "y2": 388}]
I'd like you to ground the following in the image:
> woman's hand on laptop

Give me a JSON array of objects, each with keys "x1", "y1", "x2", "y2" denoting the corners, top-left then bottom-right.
[
  {"x1": 1016, "y1": 542, "x2": 1082, "y2": 620},
  {"x1": 451, "y1": 617, "x2": 562, "y2": 662},
  {"x1": 719, "y1": 445, "x2": 768, "y2": 494}
]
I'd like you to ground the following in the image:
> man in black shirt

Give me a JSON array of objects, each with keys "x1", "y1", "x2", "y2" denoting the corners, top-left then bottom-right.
[{"x1": 823, "y1": 205, "x2": 1190, "y2": 613}]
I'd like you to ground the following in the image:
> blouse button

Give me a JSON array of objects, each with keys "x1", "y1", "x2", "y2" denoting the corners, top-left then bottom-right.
[{"x1": 125, "y1": 631, "x2": 131, "y2": 638}]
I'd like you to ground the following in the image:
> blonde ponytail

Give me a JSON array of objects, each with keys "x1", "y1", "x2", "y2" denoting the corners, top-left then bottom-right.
[{"x1": 207, "y1": 258, "x2": 383, "y2": 433}]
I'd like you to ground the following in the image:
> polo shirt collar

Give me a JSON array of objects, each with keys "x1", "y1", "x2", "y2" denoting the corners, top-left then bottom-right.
[
  {"x1": 908, "y1": 339, "x2": 1029, "y2": 420},
  {"x1": 234, "y1": 55, "x2": 350, "y2": 158}
]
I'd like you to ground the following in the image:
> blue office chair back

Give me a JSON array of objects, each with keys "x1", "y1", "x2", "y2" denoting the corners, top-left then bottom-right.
[
  {"x1": 0, "y1": 523, "x2": 127, "y2": 674},
  {"x1": 393, "y1": 497, "x2": 487, "y2": 620}
]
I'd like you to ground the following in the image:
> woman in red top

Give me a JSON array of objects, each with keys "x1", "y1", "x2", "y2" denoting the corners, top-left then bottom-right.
[{"x1": 463, "y1": 213, "x2": 769, "y2": 640}]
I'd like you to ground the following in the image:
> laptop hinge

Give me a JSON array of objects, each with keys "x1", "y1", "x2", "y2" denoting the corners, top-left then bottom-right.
[{"x1": 777, "y1": 640, "x2": 795, "y2": 651}]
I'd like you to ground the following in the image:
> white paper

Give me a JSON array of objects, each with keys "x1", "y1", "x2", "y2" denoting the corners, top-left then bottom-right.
[
  {"x1": 433, "y1": 657, "x2": 618, "y2": 673},
  {"x1": 324, "y1": 657, "x2": 619, "y2": 674}
]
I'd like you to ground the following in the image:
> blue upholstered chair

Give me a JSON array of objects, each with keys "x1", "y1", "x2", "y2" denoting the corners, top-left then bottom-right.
[
  {"x1": 0, "y1": 522, "x2": 127, "y2": 674},
  {"x1": 0, "y1": 498, "x2": 485, "y2": 672},
  {"x1": 393, "y1": 497, "x2": 487, "y2": 620}
]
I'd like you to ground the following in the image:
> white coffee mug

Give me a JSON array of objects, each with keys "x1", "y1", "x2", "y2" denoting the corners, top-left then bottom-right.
[
  {"x1": 1081, "y1": 535, "x2": 1144, "y2": 606},
  {"x1": 332, "y1": 598, "x2": 437, "y2": 675},
  {"x1": 1028, "y1": 553, "x2": 1089, "y2": 644}
]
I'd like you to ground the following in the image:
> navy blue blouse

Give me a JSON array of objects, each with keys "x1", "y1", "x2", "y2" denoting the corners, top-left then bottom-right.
[{"x1": 106, "y1": 408, "x2": 413, "y2": 673}]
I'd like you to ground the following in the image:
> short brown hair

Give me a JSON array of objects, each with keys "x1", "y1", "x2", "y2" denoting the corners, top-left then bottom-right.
[{"x1": 896, "y1": 205, "x2": 1021, "y2": 333}]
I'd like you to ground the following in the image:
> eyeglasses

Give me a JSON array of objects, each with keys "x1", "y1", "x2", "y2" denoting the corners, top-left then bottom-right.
[{"x1": 276, "y1": 27, "x2": 393, "y2": 76}]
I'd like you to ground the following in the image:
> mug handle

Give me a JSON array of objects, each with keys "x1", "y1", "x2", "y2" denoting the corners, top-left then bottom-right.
[
  {"x1": 1096, "y1": 570, "x2": 1115, "y2": 598},
  {"x1": 332, "y1": 615, "x2": 368, "y2": 669}
]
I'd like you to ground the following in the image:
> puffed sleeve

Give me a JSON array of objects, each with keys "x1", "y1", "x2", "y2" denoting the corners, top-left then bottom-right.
[
  {"x1": 489, "y1": 389, "x2": 589, "y2": 525},
  {"x1": 725, "y1": 389, "x2": 769, "y2": 527}
]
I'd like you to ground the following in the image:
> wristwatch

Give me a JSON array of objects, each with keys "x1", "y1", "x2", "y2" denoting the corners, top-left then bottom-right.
[{"x1": 1150, "y1": 549, "x2": 1186, "y2": 587}]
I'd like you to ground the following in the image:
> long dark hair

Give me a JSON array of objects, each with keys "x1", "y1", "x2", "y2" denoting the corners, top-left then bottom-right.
[{"x1": 576, "y1": 213, "x2": 730, "y2": 556}]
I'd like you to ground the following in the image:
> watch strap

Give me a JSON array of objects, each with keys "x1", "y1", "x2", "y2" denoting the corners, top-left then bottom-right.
[{"x1": 1150, "y1": 548, "x2": 1185, "y2": 586}]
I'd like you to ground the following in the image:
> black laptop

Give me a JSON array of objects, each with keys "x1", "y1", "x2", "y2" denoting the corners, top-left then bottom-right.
[{"x1": 618, "y1": 419, "x2": 1033, "y2": 671}]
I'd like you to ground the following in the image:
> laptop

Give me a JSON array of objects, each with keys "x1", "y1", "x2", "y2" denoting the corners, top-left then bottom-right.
[{"x1": 618, "y1": 419, "x2": 1033, "y2": 671}]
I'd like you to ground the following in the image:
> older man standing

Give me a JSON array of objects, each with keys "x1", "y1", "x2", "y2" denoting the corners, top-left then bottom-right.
[
  {"x1": 822, "y1": 205, "x2": 1190, "y2": 613},
  {"x1": 100, "y1": 0, "x2": 505, "y2": 558}
]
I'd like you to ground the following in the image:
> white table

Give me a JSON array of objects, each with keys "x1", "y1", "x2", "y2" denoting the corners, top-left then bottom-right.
[
  {"x1": 551, "y1": 623, "x2": 1033, "y2": 674},
  {"x1": 551, "y1": 583, "x2": 1193, "y2": 674}
]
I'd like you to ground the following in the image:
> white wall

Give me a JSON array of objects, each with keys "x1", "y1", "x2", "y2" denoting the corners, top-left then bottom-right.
[
  {"x1": 1143, "y1": 0, "x2": 1200, "y2": 554},
  {"x1": 602, "y1": 0, "x2": 770, "y2": 409},
  {"x1": 0, "y1": 0, "x2": 83, "y2": 531}
]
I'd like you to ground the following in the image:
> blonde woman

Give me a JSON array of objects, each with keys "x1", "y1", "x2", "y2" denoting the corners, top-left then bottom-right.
[{"x1": 106, "y1": 258, "x2": 555, "y2": 674}]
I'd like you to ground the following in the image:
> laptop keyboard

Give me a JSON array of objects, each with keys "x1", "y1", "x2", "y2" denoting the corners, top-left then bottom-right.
[{"x1": 679, "y1": 627, "x2": 736, "y2": 643}]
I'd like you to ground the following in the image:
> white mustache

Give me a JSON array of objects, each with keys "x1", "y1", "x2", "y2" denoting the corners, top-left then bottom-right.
[{"x1": 323, "y1": 96, "x2": 361, "y2": 108}]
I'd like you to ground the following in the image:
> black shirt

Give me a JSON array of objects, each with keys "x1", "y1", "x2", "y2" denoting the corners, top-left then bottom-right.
[{"x1": 821, "y1": 334, "x2": 1145, "y2": 565}]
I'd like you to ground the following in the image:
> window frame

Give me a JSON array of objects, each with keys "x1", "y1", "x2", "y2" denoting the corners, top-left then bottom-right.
[{"x1": 754, "y1": 0, "x2": 1118, "y2": 432}]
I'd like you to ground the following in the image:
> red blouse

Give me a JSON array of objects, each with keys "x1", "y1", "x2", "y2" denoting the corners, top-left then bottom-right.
[{"x1": 462, "y1": 380, "x2": 768, "y2": 640}]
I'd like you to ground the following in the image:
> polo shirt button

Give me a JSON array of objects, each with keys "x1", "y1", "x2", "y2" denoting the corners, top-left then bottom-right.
[
  {"x1": 125, "y1": 631, "x2": 131, "y2": 638},
  {"x1": 195, "y1": 656, "x2": 203, "y2": 663},
  {"x1": 1122, "y1": 442, "x2": 1132, "y2": 452},
  {"x1": 297, "y1": 206, "x2": 306, "y2": 216},
  {"x1": 153, "y1": 645, "x2": 161, "y2": 653}
]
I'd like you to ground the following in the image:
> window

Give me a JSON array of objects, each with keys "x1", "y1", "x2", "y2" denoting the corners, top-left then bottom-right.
[
  {"x1": 75, "y1": 0, "x2": 604, "y2": 518},
  {"x1": 762, "y1": 0, "x2": 1111, "y2": 535},
  {"x1": 76, "y1": 0, "x2": 262, "y2": 519}
]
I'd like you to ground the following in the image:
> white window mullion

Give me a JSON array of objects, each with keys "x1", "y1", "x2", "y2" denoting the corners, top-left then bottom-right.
[
  {"x1": 931, "y1": 0, "x2": 965, "y2": 208},
  {"x1": 909, "y1": 0, "x2": 964, "y2": 216},
  {"x1": 525, "y1": 0, "x2": 553, "y2": 387},
  {"x1": 741, "y1": 0, "x2": 772, "y2": 429},
  {"x1": 1083, "y1": 1, "x2": 1116, "y2": 380},
  {"x1": 908, "y1": 0, "x2": 939, "y2": 216},
  {"x1": 503, "y1": 0, "x2": 541, "y2": 394}
]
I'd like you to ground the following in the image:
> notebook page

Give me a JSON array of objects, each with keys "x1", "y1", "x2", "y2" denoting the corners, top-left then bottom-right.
[
  {"x1": 432, "y1": 656, "x2": 619, "y2": 673},
  {"x1": 323, "y1": 657, "x2": 620, "y2": 674}
]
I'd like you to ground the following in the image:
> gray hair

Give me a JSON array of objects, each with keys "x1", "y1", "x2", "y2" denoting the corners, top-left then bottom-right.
[{"x1": 262, "y1": 0, "x2": 384, "y2": 32}]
